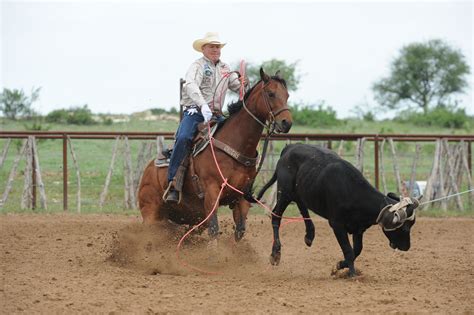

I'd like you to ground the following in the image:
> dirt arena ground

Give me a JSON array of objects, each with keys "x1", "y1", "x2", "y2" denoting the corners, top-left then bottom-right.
[{"x1": 1, "y1": 213, "x2": 473, "y2": 314}]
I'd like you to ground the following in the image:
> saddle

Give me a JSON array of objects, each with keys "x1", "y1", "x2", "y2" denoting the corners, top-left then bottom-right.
[
  {"x1": 154, "y1": 121, "x2": 220, "y2": 168},
  {"x1": 156, "y1": 119, "x2": 258, "y2": 201}
]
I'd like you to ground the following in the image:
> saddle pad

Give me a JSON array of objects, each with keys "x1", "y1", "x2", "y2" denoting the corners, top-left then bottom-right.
[
  {"x1": 192, "y1": 124, "x2": 219, "y2": 157},
  {"x1": 154, "y1": 158, "x2": 170, "y2": 168}
]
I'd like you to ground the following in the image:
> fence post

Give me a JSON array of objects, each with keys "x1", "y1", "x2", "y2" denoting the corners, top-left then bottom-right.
[
  {"x1": 32, "y1": 138, "x2": 37, "y2": 210},
  {"x1": 63, "y1": 134, "x2": 68, "y2": 211},
  {"x1": 469, "y1": 141, "x2": 472, "y2": 176},
  {"x1": 374, "y1": 135, "x2": 379, "y2": 190}
]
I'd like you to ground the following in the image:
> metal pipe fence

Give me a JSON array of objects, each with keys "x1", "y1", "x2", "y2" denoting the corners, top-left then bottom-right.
[{"x1": 0, "y1": 131, "x2": 472, "y2": 212}]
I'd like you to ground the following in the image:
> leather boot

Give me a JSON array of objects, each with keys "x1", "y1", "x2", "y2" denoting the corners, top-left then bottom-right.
[
  {"x1": 165, "y1": 188, "x2": 179, "y2": 203},
  {"x1": 163, "y1": 182, "x2": 179, "y2": 203}
]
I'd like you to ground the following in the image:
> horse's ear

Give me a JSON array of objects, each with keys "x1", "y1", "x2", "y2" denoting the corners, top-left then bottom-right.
[
  {"x1": 260, "y1": 67, "x2": 270, "y2": 83},
  {"x1": 275, "y1": 70, "x2": 281, "y2": 79}
]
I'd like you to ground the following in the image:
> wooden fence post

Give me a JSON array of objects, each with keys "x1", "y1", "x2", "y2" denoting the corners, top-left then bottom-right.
[
  {"x1": 31, "y1": 136, "x2": 47, "y2": 210},
  {"x1": 442, "y1": 139, "x2": 463, "y2": 211},
  {"x1": 63, "y1": 134, "x2": 68, "y2": 211},
  {"x1": 123, "y1": 136, "x2": 136, "y2": 209},
  {"x1": 337, "y1": 140, "x2": 344, "y2": 157},
  {"x1": 133, "y1": 142, "x2": 147, "y2": 197},
  {"x1": 100, "y1": 136, "x2": 120, "y2": 209},
  {"x1": 21, "y1": 138, "x2": 33, "y2": 209},
  {"x1": 0, "y1": 138, "x2": 11, "y2": 170},
  {"x1": 374, "y1": 135, "x2": 379, "y2": 190},
  {"x1": 67, "y1": 136, "x2": 81, "y2": 213},
  {"x1": 388, "y1": 138, "x2": 402, "y2": 194},
  {"x1": 460, "y1": 141, "x2": 473, "y2": 207},
  {"x1": 408, "y1": 143, "x2": 421, "y2": 197},
  {"x1": 1, "y1": 139, "x2": 28, "y2": 208},
  {"x1": 438, "y1": 140, "x2": 448, "y2": 210},
  {"x1": 379, "y1": 139, "x2": 388, "y2": 195},
  {"x1": 356, "y1": 138, "x2": 365, "y2": 173}
]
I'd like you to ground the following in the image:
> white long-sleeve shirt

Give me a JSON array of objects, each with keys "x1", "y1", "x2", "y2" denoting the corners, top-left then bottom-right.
[{"x1": 180, "y1": 56, "x2": 241, "y2": 112}]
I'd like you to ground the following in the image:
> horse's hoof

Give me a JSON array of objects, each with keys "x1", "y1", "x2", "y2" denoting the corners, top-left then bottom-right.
[
  {"x1": 269, "y1": 253, "x2": 280, "y2": 266},
  {"x1": 234, "y1": 230, "x2": 245, "y2": 242},
  {"x1": 304, "y1": 236, "x2": 313, "y2": 247}
]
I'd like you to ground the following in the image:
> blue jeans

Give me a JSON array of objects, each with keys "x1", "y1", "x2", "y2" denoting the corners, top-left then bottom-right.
[{"x1": 167, "y1": 110, "x2": 204, "y2": 183}]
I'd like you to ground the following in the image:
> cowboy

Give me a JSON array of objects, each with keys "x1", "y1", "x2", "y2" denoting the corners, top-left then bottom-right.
[{"x1": 164, "y1": 32, "x2": 246, "y2": 203}]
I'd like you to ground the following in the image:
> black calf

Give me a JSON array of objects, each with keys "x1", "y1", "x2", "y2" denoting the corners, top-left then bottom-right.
[{"x1": 256, "y1": 144, "x2": 420, "y2": 277}]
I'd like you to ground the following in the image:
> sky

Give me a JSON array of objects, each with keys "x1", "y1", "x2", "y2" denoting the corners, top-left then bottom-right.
[{"x1": 1, "y1": 0, "x2": 473, "y2": 119}]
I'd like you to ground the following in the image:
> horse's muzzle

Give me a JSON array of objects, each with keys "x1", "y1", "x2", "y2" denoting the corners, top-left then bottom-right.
[{"x1": 276, "y1": 119, "x2": 292, "y2": 133}]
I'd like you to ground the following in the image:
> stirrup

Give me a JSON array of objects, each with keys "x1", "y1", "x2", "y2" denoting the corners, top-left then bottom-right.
[
  {"x1": 165, "y1": 189, "x2": 179, "y2": 203},
  {"x1": 163, "y1": 183, "x2": 180, "y2": 203}
]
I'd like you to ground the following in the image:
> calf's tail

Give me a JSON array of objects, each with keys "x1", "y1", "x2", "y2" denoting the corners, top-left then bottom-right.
[
  {"x1": 244, "y1": 144, "x2": 291, "y2": 203},
  {"x1": 255, "y1": 170, "x2": 278, "y2": 201}
]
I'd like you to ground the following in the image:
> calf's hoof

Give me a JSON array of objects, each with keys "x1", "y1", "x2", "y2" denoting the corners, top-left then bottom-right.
[
  {"x1": 304, "y1": 235, "x2": 313, "y2": 247},
  {"x1": 331, "y1": 261, "x2": 344, "y2": 276},
  {"x1": 331, "y1": 264, "x2": 361, "y2": 278},
  {"x1": 348, "y1": 270, "x2": 357, "y2": 278},
  {"x1": 269, "y1": 252, "x2": 281, "y2": 266}
]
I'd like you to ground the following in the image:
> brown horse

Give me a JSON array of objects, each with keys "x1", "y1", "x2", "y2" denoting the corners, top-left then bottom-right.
[{"x1": 138, "y1": 68, "x2": 292, "y2": 241}]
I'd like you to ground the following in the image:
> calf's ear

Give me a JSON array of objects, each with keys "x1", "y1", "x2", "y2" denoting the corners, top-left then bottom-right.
[
  {"x1": 405, "y1": 197, "x2": 421, "y2": 220},
  {"x1": 410, "y1": 197, "x2": 420, "y2": 208},
  {"x1": 377, "y1": 207, "x2": 399, "y2": 230},
  {"x1": 387, "y1": 192, "x2": 400, "y2": 201}
]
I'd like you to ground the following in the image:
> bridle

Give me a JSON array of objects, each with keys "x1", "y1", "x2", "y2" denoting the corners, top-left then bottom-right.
[
  {"x1": 211, "y1": 71, "x2": 290, "y2": 133},
  {"x1": 242, "y1": 79, "x2": 290, "y2": 134}
]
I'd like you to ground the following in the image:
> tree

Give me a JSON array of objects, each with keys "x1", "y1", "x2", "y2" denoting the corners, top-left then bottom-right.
[
  {"x1": 0, "y1": 87, "x2": 41, "y2": 120},
  {"x1": 373, "y1": 39, "x2": 470, "y2": 114},
  {"x1": 245, "y1": 59, "x2": 301, "y2": 92}
]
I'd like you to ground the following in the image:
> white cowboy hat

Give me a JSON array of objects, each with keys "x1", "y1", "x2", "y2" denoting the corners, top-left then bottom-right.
[{"x1": 192, "y1": 32, "x2": 226, "y2": 52}]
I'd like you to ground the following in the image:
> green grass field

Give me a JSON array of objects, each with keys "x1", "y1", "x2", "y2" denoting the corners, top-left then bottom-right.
[{"x1": 1, "y1": 117, "x2": 473, "y2": 217}]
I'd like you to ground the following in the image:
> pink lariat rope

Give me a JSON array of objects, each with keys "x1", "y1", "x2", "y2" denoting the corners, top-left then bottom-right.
[{"x1": 175, "y1": 62, "x2": 308, "y2": 274}]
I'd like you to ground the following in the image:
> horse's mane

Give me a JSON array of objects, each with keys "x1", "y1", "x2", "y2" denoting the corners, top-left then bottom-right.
[{"x1": 227, "y1": 76, "x2": 287, "y2": 117}]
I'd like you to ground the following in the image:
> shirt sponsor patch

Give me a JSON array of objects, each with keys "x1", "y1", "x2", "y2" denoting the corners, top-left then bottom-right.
[{"x1": 204, "y1": 64, "x2": 213, "y2": 77}]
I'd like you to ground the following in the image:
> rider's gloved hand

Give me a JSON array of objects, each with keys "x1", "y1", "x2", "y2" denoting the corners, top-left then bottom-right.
[
  {"x1": 186, "y1": 108, "x2": 198, "y2": 115},
  {"x1": 201, "y1": 103, "x2": 213, "y2": 123}
]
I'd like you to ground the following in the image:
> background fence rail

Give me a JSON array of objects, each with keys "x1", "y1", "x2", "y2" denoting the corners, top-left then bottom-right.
[{"x1": 1, "y1": 131, "x2": 472, "y2": 212}]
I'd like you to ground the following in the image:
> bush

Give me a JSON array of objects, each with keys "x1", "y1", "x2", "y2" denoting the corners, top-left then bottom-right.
[
  {"x1": 290, "y1": 102, "x2": 341, "y2": 127},
  {"x1": 396, "y1": 105, "x2": 470, "y2": 129},
  {"x1": 46, "y1": 109, "x2": 69, "y2": 124},
  {"x1": 67, "y1": 106, "x2": 95, "y2": 125},
  {"x1": 102, "y1": 117, "x2": 113, "y2": 125},
  {"x1": 45, "y1": 105, "x2": 95, "y2": 125}
]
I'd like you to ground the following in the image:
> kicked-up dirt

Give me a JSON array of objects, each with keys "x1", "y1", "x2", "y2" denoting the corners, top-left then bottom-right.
[{"x1": 0, "y1": 213, "x2": 473, "y2": 313}]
